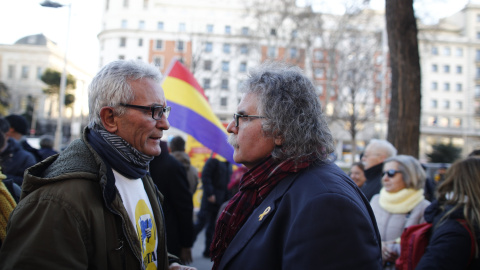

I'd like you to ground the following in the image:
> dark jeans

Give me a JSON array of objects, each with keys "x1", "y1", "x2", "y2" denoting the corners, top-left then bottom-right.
[{"x1": 194, "y1": 202, "x2": 220, "y2": 256}]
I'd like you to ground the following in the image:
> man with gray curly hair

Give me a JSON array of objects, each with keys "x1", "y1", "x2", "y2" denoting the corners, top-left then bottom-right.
[
  {"x1": 210, "y1": 61, "x2": 382, "y2": 270},
  {"x1": 0, "y1": 60, "x2": 195, "y2": 270}
]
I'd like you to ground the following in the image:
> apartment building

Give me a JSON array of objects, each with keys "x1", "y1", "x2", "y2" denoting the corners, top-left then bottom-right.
[{"x1": 0, "y1": 33, "x2": 93, "y2": 138}]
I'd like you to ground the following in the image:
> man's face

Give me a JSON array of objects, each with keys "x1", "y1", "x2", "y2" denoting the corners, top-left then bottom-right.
[
  {"x1": 115, "y1": 78, "x2": 170, "y2": 156},
  {"x1": 226, "y1": 93, "x2": 276, "y2": 169},
  {"x1": 361, "y1": 144, "x2": 386, "y2": 170}
]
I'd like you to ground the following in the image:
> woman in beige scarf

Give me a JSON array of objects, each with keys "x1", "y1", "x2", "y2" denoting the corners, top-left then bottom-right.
[{"x1": 370, "y1": 155, "x2": 431, "y2": 269}]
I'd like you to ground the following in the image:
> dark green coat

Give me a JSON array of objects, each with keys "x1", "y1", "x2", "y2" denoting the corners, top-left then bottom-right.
[{"x1": 0, "y1": 129, "x2": 176, "y2": 270}]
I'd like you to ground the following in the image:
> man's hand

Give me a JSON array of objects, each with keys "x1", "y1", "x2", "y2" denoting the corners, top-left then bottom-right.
[
  {"x1": 180, "y1": 247, "x2": 193, "y2": 265},
  {"x1": 207, "y1": 194, "x2": 216, "y2": 204},
  {"x1": 169, "y1": 262, "x2": 197, "y2": 270}
]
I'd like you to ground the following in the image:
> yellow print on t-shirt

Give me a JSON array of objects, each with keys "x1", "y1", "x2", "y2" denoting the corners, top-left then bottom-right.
[{"x1": 136, "y1": 199, "x2": 157, "y2": 270}]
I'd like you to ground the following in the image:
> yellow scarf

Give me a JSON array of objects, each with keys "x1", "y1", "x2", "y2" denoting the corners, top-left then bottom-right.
[
  {"x1": 379, "y1": 188, "x2": 424, "y2": 214},
  {"x1": 0, "y1": 167, "x2": 17, "y2": 242}
]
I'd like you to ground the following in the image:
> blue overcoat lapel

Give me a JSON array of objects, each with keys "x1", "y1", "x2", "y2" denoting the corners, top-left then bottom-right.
[{"x1": 217, "y1": 172, "x2": 300, "y2": 269}]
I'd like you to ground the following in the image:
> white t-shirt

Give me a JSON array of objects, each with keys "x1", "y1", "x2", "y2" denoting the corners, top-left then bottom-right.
[{"x1": 113, "y1": 169, "x2": 158, "y2": 269}]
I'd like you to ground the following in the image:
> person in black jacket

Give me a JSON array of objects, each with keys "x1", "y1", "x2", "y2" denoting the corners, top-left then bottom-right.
[
  {"x1": 5, "y1": 114, "x2": 42, "y2": 162},
  {"x1": 361, "y1": 139, "x2": 397, "y2": 201},
  {"x1": 149, "y1": 141, "x2": 194, "y2": 265},
  {"x1": 194, "y1": 156, "x2": 232, "y2": 258},
  {"x1": 416, "y1": 156, "x2": 480, "y2": 269}
]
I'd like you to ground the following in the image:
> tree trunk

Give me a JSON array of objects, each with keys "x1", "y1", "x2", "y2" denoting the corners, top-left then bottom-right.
[{"x1": 385, "y1": 0, "x2": 421, "y2": 158}]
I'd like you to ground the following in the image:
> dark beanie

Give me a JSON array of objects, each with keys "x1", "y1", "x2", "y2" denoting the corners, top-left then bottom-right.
[{"x1": 5, "y1": 114, "x2": 29, "y2": 135}]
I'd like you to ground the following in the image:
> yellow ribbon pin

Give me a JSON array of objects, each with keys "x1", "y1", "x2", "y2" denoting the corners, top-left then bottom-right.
[{"x1": 259, "y1": 206, "x2": 271, "y2": 221}]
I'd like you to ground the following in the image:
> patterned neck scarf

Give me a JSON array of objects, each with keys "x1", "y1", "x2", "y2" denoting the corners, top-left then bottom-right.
[
  {"x1": 210, "y1": 155, "x2": 314, "y2": 270},
  {"x1": 88, "y1": 126, "x2": 153, "y2": 179}
]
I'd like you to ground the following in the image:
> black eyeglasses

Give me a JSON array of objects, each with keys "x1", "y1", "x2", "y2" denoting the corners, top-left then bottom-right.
[
  {"x1": 233, "y1": 113, "x2": 266, "y2": 127},
  {"x1": 382, "y1": 169, "x2": 402, "y2": 178},
  {"x1": 119, "y1": 103, "x2": 171, "y2": 120}
]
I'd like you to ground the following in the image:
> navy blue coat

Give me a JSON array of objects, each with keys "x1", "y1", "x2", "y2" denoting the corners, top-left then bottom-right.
[
  {"x1": 416, "y1": 200, "x2": 480, "y2": 269},
  {"x1": 0, "y1": 138, "x2": 36, "y2": 186},
  {"x1": 218, "y1": 162, "x2": 383, "y2": 270}
]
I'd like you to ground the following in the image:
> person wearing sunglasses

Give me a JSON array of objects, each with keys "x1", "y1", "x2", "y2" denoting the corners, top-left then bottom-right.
[
  {"x1": 0, "y1": 60, "x2": 195, "y2": 270},
  {"x1": 370, "y1": 155, "x2": 431, "y2": 269},
  {"x1": 210, "y1": 61, "x2": 382, "y2": 270}
]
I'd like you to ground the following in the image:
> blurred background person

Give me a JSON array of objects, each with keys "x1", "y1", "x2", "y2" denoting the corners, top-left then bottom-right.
[
  {"x1": 37, "y1": 135, "x2": 58, "y2": 161},
  {"x1": 5, "y1": 114, "x2": 41, "y2": 162},
  {"x1": 0, "y1": 129, "x2": 17, "y2": 248},
  {"x1": 361, "y1": 139, "x2": 397, "y2": 201},
  {"x1": 149, "y1": 141, "x2": 194, "y2": 265},
  {"x1": 416, "y1": 156, "x2": 480, "y2": 269},
  {"x1": 370, "y1": 155, "x2": 430, "y2": 269},
  {"x1": 350, "y1": 162, "x2": 367, "y2": 188},
  {"x1": 0, "y1": 117, "x2": 36, "y2": 186},
  {"x1": 169, "y1": 136, "x2": 198, "y2": 195}
]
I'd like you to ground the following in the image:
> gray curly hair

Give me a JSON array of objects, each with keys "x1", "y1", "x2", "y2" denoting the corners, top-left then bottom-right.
[
  {"x1": 241, "y1": 61, "x2": 334, "y2": 161},
  {"x1": 88, "y1": 60, "x2": 163, "y2": 128}
]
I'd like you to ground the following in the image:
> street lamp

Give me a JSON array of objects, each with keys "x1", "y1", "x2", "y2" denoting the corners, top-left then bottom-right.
[{"x1": 40, "y1": 0, "x2": 71, "y2": 151}]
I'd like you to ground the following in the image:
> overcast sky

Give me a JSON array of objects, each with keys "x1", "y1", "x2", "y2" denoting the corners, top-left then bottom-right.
[{"x1": 0, "y1": 0, "x2": 471, "y2": 73}]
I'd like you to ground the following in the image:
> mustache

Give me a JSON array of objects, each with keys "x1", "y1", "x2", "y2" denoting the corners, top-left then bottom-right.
[{"x1": 228, "y1": 134, "x2": 238, "y2": 148}]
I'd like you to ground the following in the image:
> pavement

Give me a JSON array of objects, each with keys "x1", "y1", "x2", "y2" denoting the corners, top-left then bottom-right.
[{"x1": 190, "y1": 228, "x2": 213, "y2": 270}]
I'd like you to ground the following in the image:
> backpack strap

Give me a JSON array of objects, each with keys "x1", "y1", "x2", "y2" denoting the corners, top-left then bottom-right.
[{"x1": 456, "y1": 219, "x2": 476, "y2": 266}]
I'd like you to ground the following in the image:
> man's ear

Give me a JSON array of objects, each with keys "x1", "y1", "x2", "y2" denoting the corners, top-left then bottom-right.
[{"x1": 100, "y1": 107, "x2": 118, "y2": 133}]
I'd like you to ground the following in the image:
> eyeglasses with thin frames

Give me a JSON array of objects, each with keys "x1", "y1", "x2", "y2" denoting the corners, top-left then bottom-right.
[
  {"x1": 233, "y1": 113, "x2": 266, "y2": 127},
  {"x1": 382, "y1": 169, "x2": 402, "y2": 178},
  {"x1": 119, "y1": 103, "x2": 171, "y2": 120}
]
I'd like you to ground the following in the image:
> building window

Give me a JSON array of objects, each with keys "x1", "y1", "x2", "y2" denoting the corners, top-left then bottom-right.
[
  {"x1": 138, "y1": 20, "x2": 145, "y2": 29},
  {"x1": 123, "y1": 0, "x2": 128, "y2": 7},
  {"x1": 204, "y1": 60, "x2": 212, "y2": 71},
  {"x1": 121, "y1": 19, "x2": 128, "y2": 28},
  {"x1": 153, "y1": 56, "x2": 163, "y2": 67},
  {"x1": 432, "y1": 64, "x2": 438, "y2": 72},
  {"x1": 477, "y1": 32, "x2": 480, "y2": 39},
  {"x1": 143, "y1": 0, "x2": 148, "y2": 8},
  {"x1": 155, "y1": 40, "x2": 163, "y2": 50},
  {"x1": 205, "y1": 42, "x2": 213, "y2": 53},
  {"x1": 222, "y1": 61, "x2": 229, "y2": 72},
  {"x1": 431, "y1": 46, "x2": 438, "y2": 55},
  {"x1": 289, "y1": 47, "x2": 298, "y2": 58},
  {"x1": 223, "y1": 43, "x2": 231, "y2": 54},
  {"x1": 431, "y1": 99, "x2": 437, "y2": 108},
  {"x1": 177, "y1": 41, "x2": 184, "y2": 51},
  {"x1": 456, "y1": 48, "x2": 463, "y2": 57},
  {"x1": 431, "y1": 81, "x2": 438, "y2": 90},
  {"x1": 476, "y1": 50, "x2": 480, "y2": 61},
  {"x1": 455, "y1": 101, "x2": 463, "y2": 110},
  {"x1": 476, "y1": 85, "x2": 480, "y2": 97},
  {"x1": 477, "y1": 14, "x2": 480, "y2": 22},
  {"x1": 315, "y1": 68, "x2": 324, "y2": 78},
  {"x1": 291, "y1": 30, "x2": 298, "y2": 39},
  {"x1": 179, "y1": 23, "x2": 186, "y2": 32},
  {"x1": 221, "y1": 79, "x2": 229, "y2": 89},
  {"x1": 443, "y1": 65, "x2": 450, "y2": 73},
  {"x1": 443, "y1": 47, "x2": 451, "y2": 56},
  {"x1": 138, "y1": 38, "x2": 143, "y2": 47},
  {"x1": 21, "y1": 66, "x2": 29, "y2": 79},
  {"x1": 239, "y1": 62, "x2": 247, "y2": 72},
  {"x1": 36, "y1": 67, "x2": 43, "y2": 79},
  {"x1": 120, "y1": 37, "x2": 126, "y2": 47},
  {"x1": 220, "y1": 97, "x2": 227, "y2": 106},
  {"x1": 270, "y1": 28, "x2": 277, "y2": 36},
  {"x1": 225, "y1": 25, "x2": 231, "y2": 34},
  {"x1": 443, "y1": 100, "x2": 450, "y2": 109},
  {"x1": 267, "y1": 46, "x2": 276, "y2": 58},
  {"x1": 456, "y1": 65, "x2": 462, "y2": 74},
  {"x1": 203, "y1": 78, "x2": 211, "y2": 89},
  {"x1": 157, "y1": 21, "x2": 164, "y2": 30},
  {"x1": 7, "y1": 65, "x2": 15, "y2": 79},
  {"x1": 444, "y1": 82, "x2": 450, "y2": 91},
  {"x1": 477, "y1": 67, "x2": 480, "y2": 78},
  {"x1": 453, "y1": 118, "x2": 462, "y2": 127},
  {"x1": 315, "y1": 51, "x2": 324, "y2": 61},
  {"x1": 456, "y1": 83, "x2": 462, "y2": 92},
  {"x1": 240, "y1": 44, "x2": 248, "y2": 55},
  {"x1": 118, "y1": 55, "x2": 125, "y2": 60},
  {"x1": 241, "y1": 27, "x2": 249, "y2": 35},
  {"x1": 206, "y1": 24, "x2": 213, "y2": 33}
]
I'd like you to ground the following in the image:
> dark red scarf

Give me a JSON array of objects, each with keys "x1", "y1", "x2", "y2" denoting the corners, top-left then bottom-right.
[{"x1": 210, "y1": 155, "x2": 313, "y2": 269}]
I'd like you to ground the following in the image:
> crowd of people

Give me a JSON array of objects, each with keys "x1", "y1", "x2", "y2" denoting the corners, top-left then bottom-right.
[{"x1": 0, "y1": 59, "x2": 478, "y2": 270}]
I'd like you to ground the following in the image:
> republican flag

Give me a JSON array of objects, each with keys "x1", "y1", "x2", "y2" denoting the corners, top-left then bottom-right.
[{"x1": 162, "y1": 59, "x2": 235, "y2": 164}]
